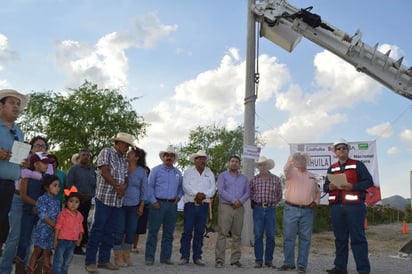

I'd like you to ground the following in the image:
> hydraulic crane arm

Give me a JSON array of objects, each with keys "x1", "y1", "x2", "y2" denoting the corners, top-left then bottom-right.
[{"x1": 253, "y1": 0, "x2": 412, "y2": 100}]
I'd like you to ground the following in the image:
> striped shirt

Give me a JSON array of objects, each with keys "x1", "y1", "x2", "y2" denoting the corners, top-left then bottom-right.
[
  {"x1": 250, "y1": 172, "x2": 282, "y2": 204},
  {"x1": 95, "y1": 146, "x2": 127, "y2": 207}
]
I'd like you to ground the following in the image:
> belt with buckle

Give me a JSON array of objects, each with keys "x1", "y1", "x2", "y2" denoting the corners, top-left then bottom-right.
[
  {"x1": 285, "y1": 201, "x2": 312, "y2": 208},
  {"x1": 0, "y1": 179, "x2": 14, "y2": 184},
  {"x1": 254, "y1": 202, "x2": 276, "y2": 207},
  {"x1": 156, "y1": 198, "x2": 175, "y2": 203}
]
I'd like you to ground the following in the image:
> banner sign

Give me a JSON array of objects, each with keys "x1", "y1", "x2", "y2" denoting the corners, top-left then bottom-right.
[{"x1": 289, "y1": 140, "x2": 381, "y2": 205}]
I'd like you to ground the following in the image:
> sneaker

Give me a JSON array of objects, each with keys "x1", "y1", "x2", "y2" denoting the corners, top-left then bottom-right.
[
  {"x1": 160, "y1": 260, "x2": 174, "y2": 265},
  {"x1": 265, "y1": 262, "x2": 273, "y2": 268},
  {"x1": 230, "y1": 261, "x2": 243, "y2": 268},
  {"x1": 278, "y1": 264, "x2": 295, "y2": 271},
  {"x1": 145, "y1": 260, "x2": 154, "y2": 266},
  {"x1": 97, "y1": 262, "x2": 119, "y2": 270},
  {"x1": 325, "y1": 267, "x2": 348, "y2": 274},
  {"x1": 254, "y1": 263, "x2": 263, "y2": 268},
  {"x1": 297, "y1": 266, "x2": 306, "y2": 274},
  {"x1": 178, "y1": 258, "x2": 189, "y2": 265},
  {"x1": 85, "y1": 264, "x2": 98, "y2": 273},
  {"x1": 215, "y1": 261, "x2": 224, "y2": 268},
  {"x1": 194, "y1": 259, "x2": 205, "y2": 266}
]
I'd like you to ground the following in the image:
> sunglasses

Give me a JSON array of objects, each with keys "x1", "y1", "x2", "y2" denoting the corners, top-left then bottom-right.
[{"x1": 335, "y1": 146, "x2": 348, "y2": 151}]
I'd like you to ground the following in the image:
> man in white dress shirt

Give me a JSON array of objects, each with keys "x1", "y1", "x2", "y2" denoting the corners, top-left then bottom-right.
[{"x1": 178, "y1": 150, "x2": 216, "y2": 266}]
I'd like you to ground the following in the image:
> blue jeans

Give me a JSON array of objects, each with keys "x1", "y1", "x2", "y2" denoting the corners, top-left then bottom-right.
[
  {"x1": 330, "y1": 203, "x2": 370, "y2": 273},
  {"x1": 180, "y1": 202, "x2": 208, "y2": 261},
  {"x1": 16, "y1": 210, "x2": 38, "y2": 267},
  {"x1": 113, "y1": 205, "x2": 138, "y2": 250},
  {"x1": 252, "y1": 205, "x2": 276, "y2": 264},
  {"x1": 85, "y1": 199, "x2": 122, "y2": 265},
  {"x1": 145, "y1": 201, "x2": 177, "y2": 262},
  {"x1": 0, "y1": 194, "x2": 23, "y2": 274},
  {"x1": 283, "y1": 204, "x2": 314, "y2": 269},
  {"x1": 52, "y1": 240, "x2": 76, "y2": 274}
]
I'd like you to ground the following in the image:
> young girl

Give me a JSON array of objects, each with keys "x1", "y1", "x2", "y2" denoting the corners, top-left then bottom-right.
[
  {"x1": 52, "y1": 186, "x2": 84, "y2": 274},
  {"x1": 27, "y1": 174, "x2": 61, "y2": 274}
]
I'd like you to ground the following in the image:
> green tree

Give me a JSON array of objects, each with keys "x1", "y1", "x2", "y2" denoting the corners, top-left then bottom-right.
[{"x1": 19, "y1": 81, "x2": 148, "y2": 170}]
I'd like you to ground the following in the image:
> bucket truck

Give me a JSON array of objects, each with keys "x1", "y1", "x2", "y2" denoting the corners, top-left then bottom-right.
[{"x1": 252, "y1": 0, "x2": 412, "y2": 100}]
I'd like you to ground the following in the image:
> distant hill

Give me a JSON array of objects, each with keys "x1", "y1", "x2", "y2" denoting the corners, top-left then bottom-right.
[{"x1": 380, "y1": 195, "x2": 411, "y2": 210}]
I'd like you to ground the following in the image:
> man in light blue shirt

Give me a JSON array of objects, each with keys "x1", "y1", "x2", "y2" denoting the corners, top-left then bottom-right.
[
  {"x1": 0, "y1": 89, "x2": 27, "y2": 254},
  {"x1": 145, "y1": 145, "x2": 183, "y2": 266}
]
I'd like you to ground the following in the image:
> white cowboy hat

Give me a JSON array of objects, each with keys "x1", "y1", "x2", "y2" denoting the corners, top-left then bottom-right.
[
  {"x1": 255, "y1": 156, "x2": 275, "y2": 170},
  {"x1": 71, "y1": 153, "x2": 80, "y2": 164},
  {"x1": 108, "y1": 132, "x2": 136, "y2": 146},
  {"x1": 159, "y1": 145, "x2": 179, "y2": 162},
  {"x1": 0, "y1": 89, "x2": 28, "y2": 111},
  {"x1": 189, "y1": 150, "x2": 208, "y2": 162}
]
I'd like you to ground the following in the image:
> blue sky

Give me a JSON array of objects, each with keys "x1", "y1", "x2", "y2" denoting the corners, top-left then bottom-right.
[{"x1": 1, "y1": 0, "x2": 411, "y2": 199}]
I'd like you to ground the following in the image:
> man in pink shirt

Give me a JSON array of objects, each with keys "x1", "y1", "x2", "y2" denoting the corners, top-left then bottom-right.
[{"x1": 279, "y1": 152, "x2": 320, "y2": 274}]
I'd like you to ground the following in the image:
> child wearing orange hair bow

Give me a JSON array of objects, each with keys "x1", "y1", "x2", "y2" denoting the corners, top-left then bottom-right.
[{"x1": 52, "y1": 186, "x2": 84, "y2": 274}]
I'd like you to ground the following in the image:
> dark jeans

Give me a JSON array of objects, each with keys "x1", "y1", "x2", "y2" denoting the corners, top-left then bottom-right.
[
  {"x1": 78, "y1": 198, "x2": 92, "y2": 246},
  {"x1": 0, "y1": 180, "x2": 14, "y2": 243},
  {"x1": 85, "y1": 199, "x2": 121, "y2": 265},
  {"x1": 179, "y1": 202, "x2": 208, "y2": 261},
  {"x1": 330, "y1": 203, "x2": 370, "y2": 273}
]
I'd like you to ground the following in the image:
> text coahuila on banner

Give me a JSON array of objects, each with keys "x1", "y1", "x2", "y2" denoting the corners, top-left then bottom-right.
[{"x1": 289, "y1": 141, "x2": 381, "y2": 205}]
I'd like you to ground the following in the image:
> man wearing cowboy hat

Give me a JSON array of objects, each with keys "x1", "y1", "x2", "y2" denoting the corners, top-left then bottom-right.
[
  {"x1": 280, "y1": 152, "x2": 320, "y2": 274},
  {"x1": 145, "y1": 145, "x2": 183, "y2": 266},
  {"x1": 250, "y1": 156, "x2": 282, "y2": 269},
  {"x1": 85, "y1": 132, "x2": 135, "y2": 273},
  {"x1": 178, "y1": 150, "x2": 216, "y2": 266},
  {"x1": 0, "y1": 89, "x2": 28, "y2": 255}
]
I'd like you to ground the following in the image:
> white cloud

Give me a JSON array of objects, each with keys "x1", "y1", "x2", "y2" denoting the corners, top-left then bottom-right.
[
  {"x1": 366, "y1": 122, "x2": 393, "y2": 138},
  {"x1": 399, "y1": 129, "x2": 412, "y2": 149},
  {"x1": 387, "y1": 146, "x2": 398, "y2": 155},
  {"x1": 0, "y1": 33, "x2": 18, "y2": 71},
  {"x1": 54, "y1": 12, "x2": 177, "y2": 90}
]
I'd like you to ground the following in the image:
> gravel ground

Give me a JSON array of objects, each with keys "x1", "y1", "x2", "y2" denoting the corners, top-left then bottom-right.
[{"x1": 64, "y1": 223, "x2": 412, "y2": 274}]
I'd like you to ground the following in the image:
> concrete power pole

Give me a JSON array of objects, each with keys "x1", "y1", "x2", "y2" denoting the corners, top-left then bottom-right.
[{"x1": 241, "y1": 0, "x2": 256, "y2": 246}]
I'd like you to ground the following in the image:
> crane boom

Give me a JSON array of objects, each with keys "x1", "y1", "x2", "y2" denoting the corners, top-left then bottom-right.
[{"x1": 253, "y1": 0, "x2": 412, "y2": 100}]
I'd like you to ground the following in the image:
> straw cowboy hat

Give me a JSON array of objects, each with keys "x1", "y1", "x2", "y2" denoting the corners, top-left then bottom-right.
[
  {"x1": 189, "y1": 150, "x2": 208, "y2": 163},
  {"x1": 71, "y1": 153, "x2": 80, "y2": 164},
  {"x1": 0, "y1": 89, "x2": 29, "y2": 111},
  {"x1": 109, "y1": 132, "x2": 136, "y2": 146},
  {"x1": 159, "y1": 145, "x2": 179, "y2": 162},
  {"x1": 255, "y1": 156, "x2": 275, "y2": 170}
]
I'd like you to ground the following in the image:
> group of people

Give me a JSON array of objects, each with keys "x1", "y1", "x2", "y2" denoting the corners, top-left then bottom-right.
[{"x1": 0, "y1": 88, "x2": 374, "y2": 274}]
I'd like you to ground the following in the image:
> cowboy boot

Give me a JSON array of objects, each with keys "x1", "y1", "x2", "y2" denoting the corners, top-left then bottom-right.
[
  {"x1": 42, "y1": 264, "x2": 52, "y2": 274},
  {"x1": 113, "y1": 249, "x2": 127, "y2": 267},
  {"x1": 14, "y1": 257, "x2": 26, "y2": 274},
  {"x1": 27, "y1": 265, "x2": 37, "y2": 274},
  {"x1": 34, "y1": 256, "x2": 44, "y2": 274},
  {"x1": 122, "y1": 249, "x2": 133, "y2": 266}
]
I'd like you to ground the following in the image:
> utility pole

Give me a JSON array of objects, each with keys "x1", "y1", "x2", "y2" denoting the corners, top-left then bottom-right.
[{"x1": 241, "y1": 0, "x2": 256, "y2": 246}]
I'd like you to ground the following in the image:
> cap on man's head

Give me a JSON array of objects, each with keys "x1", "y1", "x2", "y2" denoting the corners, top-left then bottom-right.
[
  {"x1": 30, "y1": 152, "x2": 55, "y2": 166},
  {"x1": 0, "y1": 89, "x2": 28, "y2": 111},
  {"x1": 333, "y1": 137, "x2": 349, "y2": 151}
]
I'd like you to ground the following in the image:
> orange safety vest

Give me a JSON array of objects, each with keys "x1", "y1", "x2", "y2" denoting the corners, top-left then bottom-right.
[{"x1": 328, "y1": 159, "x2": 362, "y2": 204}]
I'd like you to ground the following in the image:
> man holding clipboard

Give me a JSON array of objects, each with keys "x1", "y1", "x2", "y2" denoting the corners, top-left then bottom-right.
[
  {"x1": 323, "y1": 138, "x2": 373, "y2": 274},
  {"x1": 0, "y1": 89, "x2": 28, "y2": 254}
]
